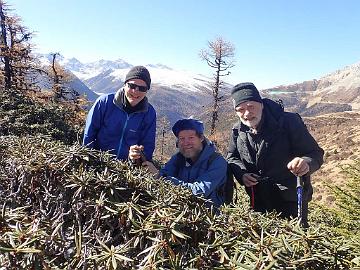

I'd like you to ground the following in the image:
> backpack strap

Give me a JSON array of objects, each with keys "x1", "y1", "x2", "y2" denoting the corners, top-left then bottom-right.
[
  {"x1": 207, "y1": 152, "x2": 221, "y2": 167},
  {"x1": 209, "y1": 152, "x2": 236, "y2": 205}
]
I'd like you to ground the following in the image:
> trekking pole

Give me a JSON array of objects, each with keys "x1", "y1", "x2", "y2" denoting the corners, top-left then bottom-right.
[
  {"x1": 251, "y1": 186, "x2": 255, "y2": 209},
  {"x1": 296, "y1": 176, "x2": 303, "y2": 220}
]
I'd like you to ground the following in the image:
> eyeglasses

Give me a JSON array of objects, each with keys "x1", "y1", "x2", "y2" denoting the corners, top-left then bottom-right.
[{"x1": 127, "y1": 82, "x2": 148, "y2": 92}]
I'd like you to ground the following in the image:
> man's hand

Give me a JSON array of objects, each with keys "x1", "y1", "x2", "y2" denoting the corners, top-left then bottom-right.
[
  {"x1": 142, "y1": 161, "x2": 159, "y2": 177},
  {"x1": 287, "y1": 157, "x2": 309, "y2": 176},
  {"x1": 129, "y1": 145, "x2": 144, "y2": 161},
  {"x1": 242, "y1": 173, "x2": 259, "y2": 187}
]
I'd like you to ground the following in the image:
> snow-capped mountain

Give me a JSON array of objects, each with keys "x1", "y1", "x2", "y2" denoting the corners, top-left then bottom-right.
[
  {"x1": 54, "y1": 56, "x2": 215, "y2": 95},
  {"x1": 70, "y1": 59, "x2": 132, "y2": 80},
  {"x1": 51, "y1": 55, "x2": 230, "y2": 123},
  {"x1": 83, "y1": 65, "x2": 214, "y2": 95},
  {"x1": 37, "y1": 54, "x2": 99, "y2": 102},
  {"x1": 42, "y1": 53, "x2": 360, "y2": 121}
]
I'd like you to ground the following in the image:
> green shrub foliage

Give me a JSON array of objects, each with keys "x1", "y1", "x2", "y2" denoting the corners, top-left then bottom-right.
[
  {"x1": 310, "y1": 161, "x2": 360, "y2": 239},
  {"x1": 0, "y1": 136, "x2": 359, "y2": 269},
  {"x1": 0, "y1": 89, "x2": 83, "y2": 144}
]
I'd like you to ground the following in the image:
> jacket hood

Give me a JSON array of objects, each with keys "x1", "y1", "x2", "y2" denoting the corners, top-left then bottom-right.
[{"x1": 262, "y1": 98, "x2": 284, "y2": 120}]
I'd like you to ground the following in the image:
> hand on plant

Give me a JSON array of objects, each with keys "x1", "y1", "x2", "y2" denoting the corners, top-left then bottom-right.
[{"x1": 142, "y1": 161, "x2": 159, "y2": 177}]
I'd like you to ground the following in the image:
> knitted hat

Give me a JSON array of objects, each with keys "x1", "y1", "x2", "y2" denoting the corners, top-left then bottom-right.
[
  {"x1": 231, "y1": 82, "x2": 262, "y2": 108},
  {"x1": 172, "y1": 118, "x2": 204, "y2": 137},
  {"x1": 124, "y1": 66, "x2": 151, "y2": 90}
]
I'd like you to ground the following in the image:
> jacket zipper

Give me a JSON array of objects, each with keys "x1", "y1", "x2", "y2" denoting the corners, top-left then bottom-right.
[{"x1": 117, "y1": 114, "x2": 130, "y2": 158}]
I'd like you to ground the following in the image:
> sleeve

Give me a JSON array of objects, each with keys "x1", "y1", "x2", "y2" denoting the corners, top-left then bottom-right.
[
  {"x1": 226, "y1": 127, "x2": 247, "y2": 184},
  {"x1": 286, "y1": 113, "x2": 324, "y2": 174},
  {"x1": 165, "y1": 157, "x2": 227, "y2": 197},
  {"x1": 82, "y1": 97, "x2": 104, "y2": 149},
  {"x1": 139, "y1": 107, "x2": 157, "y2": 160},
  {"x1": 159, "y1": 154, "x2": 179, "y2": 178}
]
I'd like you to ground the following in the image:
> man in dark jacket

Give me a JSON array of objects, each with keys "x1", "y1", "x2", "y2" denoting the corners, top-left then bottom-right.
[
  {"x1": 226, "y1": 82, "x2": 324, "y2": 226},
  {"x1": 83, "y1": 66, "x2": 156, "y2": 162},
  {"x1": 144, "y1": 118, "x2": 227, "y2": 207}
]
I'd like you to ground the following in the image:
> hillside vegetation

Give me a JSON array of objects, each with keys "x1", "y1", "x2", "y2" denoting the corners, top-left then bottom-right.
[
  {"x1": 0, "y1": 89, "x2": 359, "y2": 269},
  {"x1": 0, "y1": 89, "x2": 84, "y2": 144},
  {"x1": 304, "y1": 112, "x2": 360, "y2": 204}
]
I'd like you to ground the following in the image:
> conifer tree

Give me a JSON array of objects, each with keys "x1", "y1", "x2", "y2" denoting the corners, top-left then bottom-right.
[
  {"x1": 155, "y1": 116, "x2": 173, "y2": 162},
  {"x1": 0, "y1": 0, "x2": 35, "y2": 91},
  {"x1": 200, "y1": 37, "x2": 235, "y2": 141},
  {"x1": 330, "y1": 161, "x2": 360, "y2": 233},
  {"x1": 48, "y1": 52, "x2": 79, "y2": 102}
]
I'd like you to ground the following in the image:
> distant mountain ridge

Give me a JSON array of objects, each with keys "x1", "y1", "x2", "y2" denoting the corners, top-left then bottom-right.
[
  {"x1": 261, "y1": 60, "x2": 360, "y2": 115},
  {"x1": 313, "y1": 61, "x2": 360, "y2": 108},
  {"x1": 40, "y1": 53, "x2": 360, "y2": 121},
  {"x1": 35, "y1": 54, "x2": 99, "y2": 102},
  {"x1": 48, "y1": 54, "x2": 233, "y2": 123}
]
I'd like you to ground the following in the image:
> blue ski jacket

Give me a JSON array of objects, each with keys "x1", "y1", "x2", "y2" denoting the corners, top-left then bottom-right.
[
  {"x1": 83, "y1": 90, "x2": 156, "y2": 160},
  {"x1": 160, "y1": 140, "x2": 227, "y2": 207}
]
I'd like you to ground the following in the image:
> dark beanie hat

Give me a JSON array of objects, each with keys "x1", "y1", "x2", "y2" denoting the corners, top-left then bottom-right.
[
  {"x1": 125, "y1": 66, "x2": 151, "y2": 90},
  {"x1": 231, "y1": 82, "x2": 262, "y2": 108},
  {"x1": 172, "y1": 118, "x2": 204, "y2": 137}
]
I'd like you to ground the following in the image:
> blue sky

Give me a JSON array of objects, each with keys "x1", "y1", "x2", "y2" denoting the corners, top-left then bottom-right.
[{"x1": 9, "y1": 0, "x2": 360, "y2": 88}]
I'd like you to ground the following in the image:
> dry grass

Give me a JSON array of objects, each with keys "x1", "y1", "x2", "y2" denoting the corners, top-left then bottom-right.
[{"x1": 303, "y1": 111, "x2": 360, "y2": 205}]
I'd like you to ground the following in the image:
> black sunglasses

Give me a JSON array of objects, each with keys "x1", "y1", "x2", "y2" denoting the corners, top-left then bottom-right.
[{"x1": 127, "y1": 82, "x2": 148, "y2": 92}]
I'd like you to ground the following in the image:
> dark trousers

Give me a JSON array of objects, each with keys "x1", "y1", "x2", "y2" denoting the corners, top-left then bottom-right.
[{"x1": 252, "y1": 185, "x2": 309, "y2": 227}]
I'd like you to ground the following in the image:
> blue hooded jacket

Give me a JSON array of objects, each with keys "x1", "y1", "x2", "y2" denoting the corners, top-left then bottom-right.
[
  {"x1": 83, "y1": 89, "x2": 156, "y2": 160},
  {"x1": 160, "y1": 140, "x2": 227, "y2": 207}
]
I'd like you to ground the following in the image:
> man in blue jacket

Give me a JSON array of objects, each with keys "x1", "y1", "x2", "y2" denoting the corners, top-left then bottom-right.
[
  {"x1": 83, "y1": 66, "x2": 156, "y2": 162},
  {"x1": 144, "y1": 118, "x2": 227, "y2": 207},
  {"x1": 227, "y1": 82, "x2": 324, "y2": 226}
]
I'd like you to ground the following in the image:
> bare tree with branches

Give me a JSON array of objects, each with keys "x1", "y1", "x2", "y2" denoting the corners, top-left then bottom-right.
[
  {"x1": 200, "y1": 37, "x2": 235, "y2": 141},
  {"x1": 47, "y1": 52, "x2": 80, "y2": 102},
  {"x1": 154, "y1": 116, "x2": 173, "y2": 162}
]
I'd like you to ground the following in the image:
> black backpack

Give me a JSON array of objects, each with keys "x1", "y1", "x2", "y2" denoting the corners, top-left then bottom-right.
[
  {"x1": 173, "y1": 152, "x2": 235, "y2": 205},
  {"x1": 263, "y1": 98, "x2": 305, "y2": 127}
]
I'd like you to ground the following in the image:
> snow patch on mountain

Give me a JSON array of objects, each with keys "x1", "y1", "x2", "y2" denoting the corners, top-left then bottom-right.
[
  {"x1": 41, "y1": 54, "x2": 213, "y2": 94},
  {"x1": 148, "y1": 67, "x2": 211, "y2": 93},
  {"x1": 70, "y1": 59, "x2": 131, "y2": 81},
  {"x1": 108, "y1": 66, "x2": 211, "y2": 93},
  {"x1": 314, "y1": 60, "x2": 360, "y2": 95}
]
